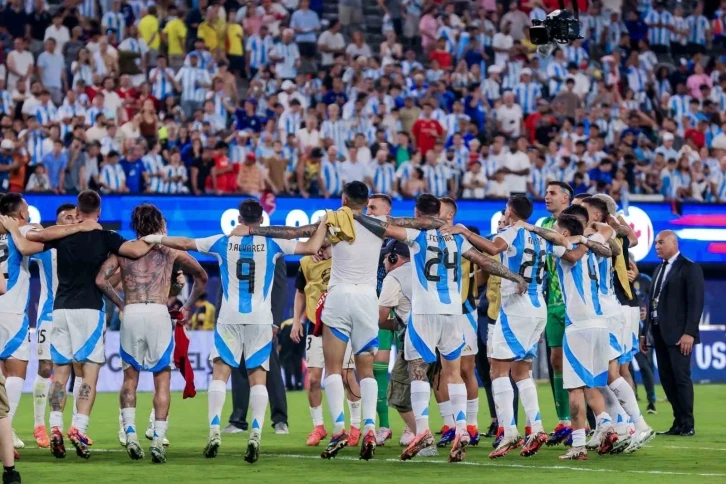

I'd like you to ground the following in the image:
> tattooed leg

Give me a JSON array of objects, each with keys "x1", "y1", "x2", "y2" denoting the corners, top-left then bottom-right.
[
  {"x1": 75, "y1": 363, "x2": 100, "y2": 417},
  {"x1": 120, "y1": 368, "x2": 139, "y2": 409},
  {"x1": 153, "y1": 369, "x2": 171, "y2": 421},
  {"x1": 408, "y1": 359, "x2": 429, "y2": 382},
  {"x1": 49, "y1": 364, "x2": 71, "y2": 412},
  {"x1": 569, "y1": 388, "x2": 587, "y2": 430}
]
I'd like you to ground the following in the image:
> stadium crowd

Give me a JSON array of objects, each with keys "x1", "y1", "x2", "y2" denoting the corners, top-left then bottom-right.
[{"x1": 0, "y1": 0, "x2": 726, "y2": 203}]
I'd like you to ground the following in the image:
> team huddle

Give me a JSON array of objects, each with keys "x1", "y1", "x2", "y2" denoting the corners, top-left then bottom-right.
[{"x1": 0, "y1": 180, "x2": 654, "y2": 482}]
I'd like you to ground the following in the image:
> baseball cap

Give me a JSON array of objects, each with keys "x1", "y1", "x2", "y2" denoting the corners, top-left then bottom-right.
[{"x1": 381, "y1": 240, "x2": 410, "y2": 259}]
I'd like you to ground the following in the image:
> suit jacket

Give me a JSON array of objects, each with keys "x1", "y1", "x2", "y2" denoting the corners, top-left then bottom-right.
[{"x1": 644, "y1": 254, "x2": 704, "y2": 346}]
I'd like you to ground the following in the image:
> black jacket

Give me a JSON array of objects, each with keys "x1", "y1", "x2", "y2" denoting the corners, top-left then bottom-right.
[{"x1": 643, "y1": 254, "x2": 704, "y2": 346}]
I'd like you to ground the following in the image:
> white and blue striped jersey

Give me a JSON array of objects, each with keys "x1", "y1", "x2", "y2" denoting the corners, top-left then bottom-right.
[
  {"x1": 529, "y1": 166, "x2": 548, "y2": 197},
  {"x1": 668, "y1": 94, "x2": 691, "y2": 120},
  {"x1": 118, "y1": 37, "x2": 148, "y2": 68},
  {"x1": 321, "y1": 159, "x2": 342, "y2": 196},
  {"x1": 32, "y1": 249, "x2": 57, "y2": 326},
  {"x1": 368, "y1": 162, "x2": 396, "y2": 194},
  {"x1": 644, "y1": 9, "x2": 674, "y2": 45},
  {"x1": 195, "y1": 235, "x2": 297, "y2": 324},
  {"x1": 102, "y1": 11, "x2": 126, "y2": 40},
  {"x1": 78, "y1": 0, "x2": 98, "y2": 19},
  {"x1": 320, "y1": 119, "x2": 349, "y2": 154},
  {"x1": 162, "y1": 164, "x2": 188, "y2": 194},
  {"x1": 564, "y1": 45, "x2": 588, "y2": 65},
  {"x1": 442, "y1": 114, "x2": 469, "y2": 140},
  {"x1": 0, "y1": 225, "x2": 34, "y2": 315},
  {"x1": 396, "y1": 161, "x2": 415, "y2": 185},
  {"x1": 671, "y1": 15, "x2": 687, "y2": 45},
  {"x1": 686, "y1": 15, "x2": 710, "y2": 45},
  {"x1": 24, "y1": 130, "x2": 46, "y2": 166},
  {"x1": 626, "y1": 66, "x2": 648, "y2": 93},
  {"x1": 0, "y1": 90, "x2": 12, "y2": 116},
  {"x1": 85, "y1": 106, "x2": 103, "y2": 127},
  {"x1": 34, "y1": 104, "x2": 58, "y2": 126},
  {"x1": 593, "y1": 239, "x2": 621, "y2": 317},
  {"x1": 100, "y1": 163, "x2": 126, "y2": 191},
  {"x1": 513, "y1": 82, "x2": 541, "y2": 115},
  {"x1": 246, "y1": 35, "x2": 274, "y2": 70},
  {"x1": 174, "y1": 66, "x2": 211, "y2": 102},
  {"x1": 404, "y1": 228, "x2": 473, "y2": 315},
  {"x1": 495, "y1": 227, "x2": 545, "y2": 306},
  {"x1": 142, "y1": 154, "x2": 165, "y2": 193},
  {"x1": 422, "y1": 163, "x2": 450, "y2": 197},
  {"x1": 547, "y1": 61, "x2": 567, "y2": 96},
  {"x1": 548, "y1": 243, "x2": 607, "y2": 328},
  {"x1": 184, "y1": 50, "x2": 216, "y2": 72},
  {"x1": 278, "y1": 111, "x2": 302, "y2": 138}
]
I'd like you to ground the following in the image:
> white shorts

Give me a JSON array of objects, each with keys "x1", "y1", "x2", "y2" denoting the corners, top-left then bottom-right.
[
  {"x1": 321, "y1": 284, "x2": 379, "y2": 356},
  {"x1": 486, "y1": 323, "x2": 494, "y2": 358},
  {"x1": 305, "y1": 334, "x2": 354, "y2": 370},
  {"x1": 563, "y1": 326, "x2": 609, "y2": 389},
  {"x1": 629, "y1": 306, "x2": 641, "y2": 355},
  {"x1": 459, "y1": 311, "x2": 478, "y2": 357},
  {"x1": 491, "y1": 311, "x2": 546, "y2": 362},
  {"x1": 51, "y1": 309, "x2": 106, "y2": 364},
  {"x1": 606, "y1": 311, "x2": 626, "y2": 362},
  {"x1": 0, "y1": 312, "x2": 30, "y2": 361},
  {"x1": 36, "y1": 318, "x2": 52, "y2": 361},
  {"x1": 212, "y1": 323, "x2": 272, "y2": 371},
  {"x1": 491, "y1": 295, "x2": 547, "y2": 362},
  {"x1": 405, "y1": 314, "x2": 464, "y2": 364},
  {"x1": 120, "y1": 304, "x2": 174, "y2": 372},
  {"x1": 619, "y1": 306, "x2": 634, "y2": 364}
]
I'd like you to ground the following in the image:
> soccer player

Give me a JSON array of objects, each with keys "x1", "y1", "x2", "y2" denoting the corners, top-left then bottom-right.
[
  {"x1": 521, "y1": 214, "x2": 620, "y2": 460},
  {"x1": 580, "y1": 197, "x2": 655, "y2": 453},
  {"x1": 443, "y1": 197, "x2": 551, "y2": 458},
  {"x1": 145, "y1": 199, "x2": 328, "y2": 464},
  {"x1": 95, "y1": 204, "x2": 208, "y2": 463},
  {"x1": 540, "y1": 181, "x2": 575, "y2": 445},
  {"x1": 368, "y1": 194, "x2": 526, "y2": 462},
  {"x1": 11, "y1": 190, "x2": 153, "y2": 459},
  {"x1": 291, "y1": 240, "x2": 362, "y2": 447},
  {"x1": 244, "y1": 182, "x2": 442, "y2": 461},
  {"x1": 366, "y1": 193, "x2": 395, "y2": 445},
  {"x1": 31, "y1": 203, "x2": 76, "y2": 449},
  {"x1": 435, "y1": 198, "x2": 484, "y2": 448}
]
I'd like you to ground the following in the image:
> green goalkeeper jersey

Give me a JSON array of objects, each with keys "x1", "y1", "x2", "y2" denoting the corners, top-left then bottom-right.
[{"x1": 542, "y1": 216, "x2": 564, "y2": 307}]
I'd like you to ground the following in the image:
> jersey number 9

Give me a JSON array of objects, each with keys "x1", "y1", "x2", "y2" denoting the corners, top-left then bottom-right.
[
  {"x1": 424, "y1": 247, "x2": 458, "y2": 282},
  {"x1": 236, "y1": 257, "x2": 256, "y2": 293},
  {"x1": 519, "y1": 248, "x2": 546, "y2": 284}
]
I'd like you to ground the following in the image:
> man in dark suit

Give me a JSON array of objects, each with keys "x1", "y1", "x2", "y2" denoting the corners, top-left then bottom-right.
[{"x1": 641, "y1": 230, "x2": 704, "y2": 437}]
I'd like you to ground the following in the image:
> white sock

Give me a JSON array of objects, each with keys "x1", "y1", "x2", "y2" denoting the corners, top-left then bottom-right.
[
  {"x1": 249, "y1": 385, "x2": 268, "y2": 436},
  {"x1": 33, "y1": 375, "x2": 51, "y2": 427},
  {"x1": 207, "y1": 380, "x2": 226, "y2": 431},
  {"x1": 492, "y1": 377, "x2": 516, "y2": 437},
  {"x1": 149, "y1": 408, "x2": 156, "y2": 426},
  {"x1": 360, "y1": 377, "x2": 377, "y2": 433},
  {"x1": 438, "y1": 400, "x2": 455, "y2": 428},
  {"x1": 154, "y1": 420, "x2": 169, "y2": 442},
  {"x1": 410, "y1": 380, "x2": 430, "y2": 435},
  {"x1": 324, "y1": 374, "x2": 346, "y2": 434},
  {"x1": 610, "y1": 377, "x2": 648, "y2": 432},
  {"x1": 516, "y1": 378, "x2": 543, "y2": 433},
  {"x1": 448, "y1": 383, "x2": 467, "y2": 433},
  {"x1": 596, "y1": 412, "x2": 613, "y2": 433},
  {"x1": 5, "y1": 377, "x2": 23, "y2": 424},
  {"x1": 73, "y1": 413, "x2": 90, "y2": 434},
  {"x1": 347, "y1": 399, "x2": 361, "y2": 429},
  {"x1": 121, "y1": 407, "x2": 137, "y2": 434},
  {"x1": 49, "y1": 411, "x2": 63, "y2": 431},
  {"x1": 72, "y1": 377, "x2": 82, "y2": 417},
  {"x1": 118, "y1": 407, "x2": 123, "y2": 430},
  {"x1": 310, "y1": 406, "x2": 324, "y2": 427},
  {"x1": 466, "y1": 398, "x2": 478, "y2": 428},
  {"x1": 572, "y1": 428, "x2": 586, "y2": 448},
  {"x1": 600, "y1": 385, "x2": 629, "y2": 432}
]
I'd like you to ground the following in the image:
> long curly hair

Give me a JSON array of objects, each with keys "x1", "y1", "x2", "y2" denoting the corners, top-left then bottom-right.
[{"x1": 130, "y1": 203, "x2": 166, "y2": 237}]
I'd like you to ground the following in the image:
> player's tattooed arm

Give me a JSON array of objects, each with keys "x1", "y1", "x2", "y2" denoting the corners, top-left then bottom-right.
[
  {"x1": 146, "y1": 235, "x2": 199, "y2": 251},
  {"x1": 462, "y1": 247, "x2": 527, "y2": 294},
  {"x1": 408, "y1": 358, "x2": 429, "y2": 382},
  {"x1": 568, "y1": 235, "x2": 613, "y2": 258},
  {"x1": 24, "y1": 218, "x2": 102, "y2": 243},
  {"x1": 607, "y1": 239, "x2": 622, "y2": 257},
  {"x1": 234, "y1": 223, "x2": 321, "y2": 239},
  {"x1": 440, "y1": 223, "x2": 504, "y2": 255},
  {"x1": 95, "y1": 254, "x2": 125, "y2": 310},
  {"x1": 607, "y1": 214, "x2": 638, "y2": 247},
  {"x1": 386, "y1": 216, "x2": 444, "y2": 230},
  {"x1": 174, "y1": 251, "x2": 209, "y2": 313},
  {"x1": 515, "y1": 220, "x2": 573, "y2": 249}
]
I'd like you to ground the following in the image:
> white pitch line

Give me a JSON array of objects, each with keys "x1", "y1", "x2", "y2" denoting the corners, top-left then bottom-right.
[
  {"x1": 660, "y1": 446, "x2": 726, "y2": 452},
  {"x1": 50, "y1": 448, "x2": 726, "y2": 478}
]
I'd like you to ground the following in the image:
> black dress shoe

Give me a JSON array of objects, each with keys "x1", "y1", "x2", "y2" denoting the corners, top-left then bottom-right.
[
  {"x1": 680, "y1": 428, "x2": 695, "y2": 436},
  {"x1": 657, "y1": 426, "x2": 683, "y2": 435}
]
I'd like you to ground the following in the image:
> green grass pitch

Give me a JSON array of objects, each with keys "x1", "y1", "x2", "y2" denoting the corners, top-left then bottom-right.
[{"x1": 11, "y1": 383, "x2": 726, "y2": 483}]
